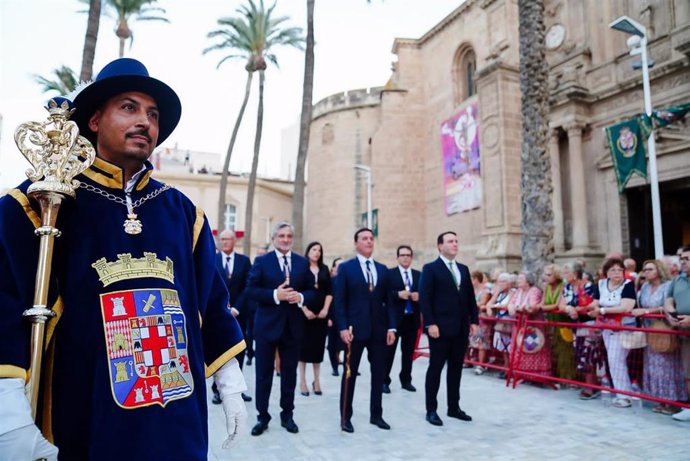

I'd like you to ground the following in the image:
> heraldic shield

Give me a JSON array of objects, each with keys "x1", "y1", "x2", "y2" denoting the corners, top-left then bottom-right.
[{"x1": 101, "y1": 288, "x2": 193, "y2": 408}]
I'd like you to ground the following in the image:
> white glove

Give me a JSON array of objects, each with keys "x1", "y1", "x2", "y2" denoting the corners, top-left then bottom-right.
[
  {"x1": 0, "y1": 425, "x2": 58, "y2": 461},
  {"x1": 0, "y1": 378, "x2": 58, "y2": 461},
  {"x1": 213, "y1": 358, "x2": 247, "y2": 449}
]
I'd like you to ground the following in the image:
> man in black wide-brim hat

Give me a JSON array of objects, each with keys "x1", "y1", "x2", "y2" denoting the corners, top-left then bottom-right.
[{"x1": 0, "y1": 58, "x2": 248, "y2": 460}]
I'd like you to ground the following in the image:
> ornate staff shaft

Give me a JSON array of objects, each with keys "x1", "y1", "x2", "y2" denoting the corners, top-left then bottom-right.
[{"x1": 14, "y1": 98, "x2": 96, "y2": 418}]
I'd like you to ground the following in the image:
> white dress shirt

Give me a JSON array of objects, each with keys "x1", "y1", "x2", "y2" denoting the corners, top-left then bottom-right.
[
  {"x1": 439, "y1": 255, "x2": 461, "y2": 286},
  {"x1": 356, "y1": 253, "x2": 377, "y2": 286}
]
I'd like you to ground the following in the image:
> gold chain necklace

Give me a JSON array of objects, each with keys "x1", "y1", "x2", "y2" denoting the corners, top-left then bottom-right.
[{"x1": 79, "y1": 182, "x2": 172, "y2": 235}]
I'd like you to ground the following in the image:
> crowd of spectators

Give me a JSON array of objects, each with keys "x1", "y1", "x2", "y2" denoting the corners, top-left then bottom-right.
[{"x1": 465, "y1": 246, "x2": 690, "y2": 420}]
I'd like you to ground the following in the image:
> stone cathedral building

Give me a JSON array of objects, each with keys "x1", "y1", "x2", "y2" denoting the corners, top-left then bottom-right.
[{"x1": 305, "y1": 0, "x2": 690, "y2": 270}]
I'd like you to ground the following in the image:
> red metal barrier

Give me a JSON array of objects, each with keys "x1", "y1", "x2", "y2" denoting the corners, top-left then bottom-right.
[{"x1": 464, "y1": 313, "x2": 690, "y2": 410}]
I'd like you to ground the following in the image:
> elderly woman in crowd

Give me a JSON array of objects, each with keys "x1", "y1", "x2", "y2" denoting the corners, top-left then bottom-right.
[
  {"x1": 468, "y1": 270, "x2": 492, "y2": 369},
  {"x1": 632, "y1": 259, "x2": 686, "y2": 414},
  {"x1": 539, "y1": 264, "x2": 576, "y2": 381},
  {"x1": 484, "y1": 272, "x2": 515, "y2": 378},
  {"x1": 588, "y1": 257, "x2": 637, "y2": 408},
  {"x1": 509, "y1": 271, "x2": 551, "y2": 379},
  {"x1": 560, "y1": 262, "x2": 602, "y2": 399}
]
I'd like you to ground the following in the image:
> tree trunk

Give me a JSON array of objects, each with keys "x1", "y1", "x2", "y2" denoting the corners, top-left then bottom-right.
[
  {"x1": 80, "y1": 0, "x2": 101, "y2": 82},
  {"x1": 119, "y1": 38, "x2": 126, "y2": 57},
  {"x1": 518, "y1": 0, "x2": 554, "y2": 279},
  {"x1": 217, "y1": 71, "x2": 254, "y2": 231},
  {"x1": 243, "y1": 70, "x2": 265, "y2": 256},
  {"x1": 291, "y1": 0, "x2": 315, "y2": 254}
]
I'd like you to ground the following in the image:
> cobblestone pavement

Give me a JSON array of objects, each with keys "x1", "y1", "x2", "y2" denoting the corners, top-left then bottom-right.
[{"x1": 207, "y1": 353, "x2": 687, "y2": 461}]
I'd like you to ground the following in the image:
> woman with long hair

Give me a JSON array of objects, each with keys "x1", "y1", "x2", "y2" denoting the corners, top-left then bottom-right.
[{"x1": 298, "y1": 242, "x2": 333, "y2": 396}]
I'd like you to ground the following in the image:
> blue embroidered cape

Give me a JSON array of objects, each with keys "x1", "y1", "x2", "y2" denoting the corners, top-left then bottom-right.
[{"x1": 0, "y1": 157, "x2": 245, "y2": 460}]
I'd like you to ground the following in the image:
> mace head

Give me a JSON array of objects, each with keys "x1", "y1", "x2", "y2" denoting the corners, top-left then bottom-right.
[{"x1": 15, "y1": 96, "x2": 96, "y2": 198}]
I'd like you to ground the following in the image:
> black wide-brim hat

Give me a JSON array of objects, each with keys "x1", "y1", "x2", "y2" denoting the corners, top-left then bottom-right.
[{"x1": 72, "y1": 58, "x2": 181, "y2": 146}]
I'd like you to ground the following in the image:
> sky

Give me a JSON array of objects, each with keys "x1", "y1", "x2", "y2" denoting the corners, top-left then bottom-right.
[{"x1": 0, "y1": 0, "x2": 462, "y2": 188}]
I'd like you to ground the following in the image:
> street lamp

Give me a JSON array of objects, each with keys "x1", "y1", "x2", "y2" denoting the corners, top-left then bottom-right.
[
  {"x1": 609, "y1": 15, "x2": 664, "y2": 259},
  {"x1": 354, "y1": 164, "x2": 372, "y2": 229}
]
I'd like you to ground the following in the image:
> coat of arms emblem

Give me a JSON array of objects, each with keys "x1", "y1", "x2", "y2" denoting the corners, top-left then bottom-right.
[
  {"x1": 101, "y1": 288, "x2": 193, "y2": 408},
  {"x1": 616, "y1": 127, "x2": 637, "y2": 158}
]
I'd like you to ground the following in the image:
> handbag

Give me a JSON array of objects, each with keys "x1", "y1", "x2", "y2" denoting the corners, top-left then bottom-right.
[
  {"x1": 620, "y1": 330, "x2": 647, "y2": 349},
  {"x1": 647, "y1": 319, "x2": 678, "y2": 353}
]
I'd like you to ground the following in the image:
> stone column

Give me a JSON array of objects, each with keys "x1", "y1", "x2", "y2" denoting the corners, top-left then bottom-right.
[
  {"x1": 549, "y1": 129, "x2": 565, "y2": 252},
  {"x1": 565, "y1": 123, "x2": 589, "y2": 249}
]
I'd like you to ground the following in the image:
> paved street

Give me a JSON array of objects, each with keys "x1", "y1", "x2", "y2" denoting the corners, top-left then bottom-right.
[{"x1": 208, "y1": 351, "x2": 687, "y2": 461}]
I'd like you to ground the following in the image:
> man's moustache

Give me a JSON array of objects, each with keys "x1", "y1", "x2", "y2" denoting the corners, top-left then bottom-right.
[{"x1": 126, "y1": 131, "x2": 152, "y2": 143}]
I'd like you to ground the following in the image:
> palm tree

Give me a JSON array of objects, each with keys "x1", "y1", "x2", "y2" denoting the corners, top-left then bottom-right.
[
  {"x1": 290, "y1": 0, "x2": 314, "y2": 253},
  {"x1": 79, "y1": 0, "x2": 102, "y2": 82},
  {"x1": 101, "y1": 0, "x2": 169, "y2": 57},
  {"x1": 34, "y1": 65, "x2": 78, "y2": 95},
  {"x1": 204, "y1": 0, "x2": 304, "y2": 255},
  {"x1": 518, "y1": 0, "x2": 554, "y2": 278}
]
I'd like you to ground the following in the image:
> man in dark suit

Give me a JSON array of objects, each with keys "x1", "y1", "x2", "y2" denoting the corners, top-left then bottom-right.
[
  {"x1": 384, "y1": 245, "x2": 421, "y2": 393},
  {"x1": 246, "y1": 222, "x2": 314, "y2": 436},
  {"x1": 334, "y1": 228, "x2": 396, "y2": 433},
  {"x1": 420, "y1": 231, "x2": 479, "y2": 427},
  {"x1": 211, "y1": 229, "x2": 253, "y2": 404}
]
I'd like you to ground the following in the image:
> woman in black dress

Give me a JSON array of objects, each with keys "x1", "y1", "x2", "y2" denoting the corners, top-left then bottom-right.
[{"x1": 298, "y1": 242, "x2": 333, "y2": 396}]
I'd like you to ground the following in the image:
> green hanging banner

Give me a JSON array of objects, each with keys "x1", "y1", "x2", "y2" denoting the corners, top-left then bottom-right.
[
  {"x1": 653, "y1": 102, "x2": 690, "y2": 128},
  {"x1": 604, "y1": 117, "x2": 648, "y2": 192},
  {"x1": 604, "y1": 102, "x2": 689, "y2": 192}
]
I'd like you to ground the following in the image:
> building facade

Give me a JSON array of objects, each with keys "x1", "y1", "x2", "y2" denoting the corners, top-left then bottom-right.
[
  {"x1": 152, "y1": 170, "x2": 293, "y2": 257},
  {"x1": 306, "y1": 0, "x2": 690, "y2": 269}
]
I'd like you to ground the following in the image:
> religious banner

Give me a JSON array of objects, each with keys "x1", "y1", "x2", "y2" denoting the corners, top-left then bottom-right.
[
  {"x1": 440, "y1": 101, "x2": 481, "y2": 215},
  {"x1": 604, "y1": 117, "x2": 648, "y2": 192},
  {"x1": 652, "y1": 102, "x2": 690, "y2": 129}
]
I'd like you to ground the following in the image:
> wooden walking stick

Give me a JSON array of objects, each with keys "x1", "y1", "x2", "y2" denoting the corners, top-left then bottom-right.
[
  {"x1": 14, "y1": 98, "x2": 95, "y2": 418},
  {"x1": 340, "y1": 326, "x2": 353, "y2": 428}
]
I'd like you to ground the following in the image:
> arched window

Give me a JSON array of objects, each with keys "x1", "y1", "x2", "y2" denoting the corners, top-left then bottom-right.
[{"x1": 453, "y1": 45, "x2": 477, "y2": 105}]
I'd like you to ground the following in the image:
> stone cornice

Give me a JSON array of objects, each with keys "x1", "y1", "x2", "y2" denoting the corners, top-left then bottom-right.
[
  {"x1": 474, "y1": 58, "x2": 519, "y2": 81},
  {"x1": 392, "y1": 0, "x2": 477, "y2": 54}
]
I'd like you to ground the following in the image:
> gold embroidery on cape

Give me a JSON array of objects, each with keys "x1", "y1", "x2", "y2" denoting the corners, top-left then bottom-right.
[{"x1": 91, "y1": 252, "x2": 174, "y2": 287}]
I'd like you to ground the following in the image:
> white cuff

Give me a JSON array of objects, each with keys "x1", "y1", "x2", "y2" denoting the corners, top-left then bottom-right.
[
  {"x1": 273, "y1": 289, "x2": 280, "y2": 305},
  {"x1": 213, "y1": 358, "x2": 247, "y2": 396},
  {"x1": 0, "y1": 378, "x2": 33, "y2": 436},
  {"x1": 297, "y1": 293, "x2": 304, "y2": 307}
]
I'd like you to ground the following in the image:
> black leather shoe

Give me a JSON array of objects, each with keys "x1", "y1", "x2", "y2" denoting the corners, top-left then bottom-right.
[
  {"x1": 447, "y1": 409, "x2": 472, "y2": 421},
  {"x1": 241, "y1": 393, "x2": 252, "y2": 402},
  {"x1": 281, "y1": 418, "x2": 299, "y2": 434},
  {"x1": 426, "y1": 411, "x2": 443, "y2": 426},
  {"x1": 382, "y1": 384, "x2": 391, "y2": 394},
  {"x1": 401, "y1": 383, "x2": 416, "y2": 392},
  {"x1": 369, "y1": 416, "x2": 390, "y2": 430},
  {"x1": 211, "y1": 390, "x2": 222, "y2": 405},
  {"x1": 341, "y1": 420, "x2": 354, "y2": 433},
  {"x1": 251, "y1": 422, "x2": 268, "y2": 436}
]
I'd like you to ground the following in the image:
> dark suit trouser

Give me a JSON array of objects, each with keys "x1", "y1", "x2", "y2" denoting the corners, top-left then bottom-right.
[
  {"x1": 385, "y1": 314, "x2": 418, "y2": 385},
  {"x1": 327, "y1": 324, "x2": 343, "y2": 371},
  {"x1": 340, "y1": 338, "x2": 386, "y2": 422},
  {"x1": 425, "y1": 329, "x2": 469, "y2": 413},
  {"x1": 255, "y1": 329, "x2": 299, "y2": 424},
  {"x1": 245, "y1": 305, "x2": 256, "y2": 360}
]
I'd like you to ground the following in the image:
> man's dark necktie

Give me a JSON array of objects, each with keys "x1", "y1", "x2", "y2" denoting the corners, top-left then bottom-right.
[
  {"x1": 366, "y1": 260, "x2": 374, "y2": 292},
  {"x1": 283, "y1": 255, "x2": 290, "y2": 283},
  {"x1": 403, "y1": 270, "x2": 413, "y2": 315},
  {"x1": 448, "y1": 262, "x2": 460, "y2": 289},
  {"x1": 225, "y1": 255, "x2": 232, "y2": 279}
]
